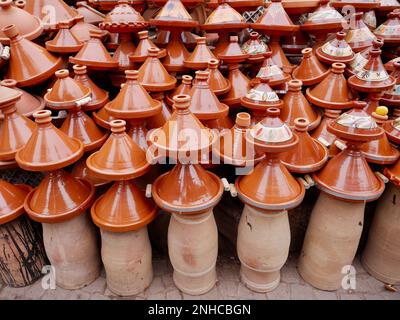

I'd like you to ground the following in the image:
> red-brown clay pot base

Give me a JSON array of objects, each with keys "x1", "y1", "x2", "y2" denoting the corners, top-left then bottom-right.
[
  {"x1": 292, "y1": 48, "x2": 330, "y2": 86},
  {"x1": 0, "y1": 181, "x2": 31, "y2": 225}
]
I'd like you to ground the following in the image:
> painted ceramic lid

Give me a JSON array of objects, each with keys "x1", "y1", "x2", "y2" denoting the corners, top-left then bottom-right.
[
  {"x1": 91, "y1": 180, "x2": 156, "y2": 231},
  {"x1": 105, "y1": 70, "x2": 162, "y2": 119},
  {"x1": 150, "y1": 0, "x2": 198, "y2": 29},
  {"x1": 316, "y1": 31, "x2": 355, "y2": 64},
  {"x1": 217, "y1": 36, "x2": 249, "y2": 64},
  {"x1": 0, "y1": 0, "x2": 42, "y2": 44},
  {"x1": 301, "y1": 0, "x2": 344, "y2": 31},
  {"x1": 86, "y1": 120, "x2": 150, "y2": 181},
  {"x1": 24, "y1": 170, "x2": 95, "y2": 223},
  {"x1": 241, "y1": 77, "x2": 283, "y2": 111},
  {"x1": 242, "y1": 32, "x2": 269, "y2": 63},
  {"x1": 292, "y1": 48, "x2": 329, "y2": 86},
  {"x1": 166, "y1": 75, "x2": 192, "y2": 106},
  {"x1": 345, "y1": 12, "x2": 377, "y2": 52},
  {"x1": 99, "y1": 0, "x2": 148, "y2": 32},
  {"x1": 374, "y1": 11, "x2": 400, "y2": 44},
  {"x1": 45, "y1": 22, "x2": 83, "y2": 53},
  {"x1": 256, "y1": 51, "x2": 290, "y2": 86},
  {"x1": 347, "y1": 38, "x2": 383, "y2": 76},
  {"x1": 206, "y1": 59, "x2": 231, "y2": 96},
  {"x1": 184, "y1": 37, "x2": 217, "y2": 69},
  {"x1": 138, "y1": 47, "x2": 177, "y2": 92},
  {"x1": 44, "y1": 69, "x2": 91, "y2": 110},
  {"x1": 152, "y1": 163, "x2": 223, "y2": 214},
  {"x1": 15, "y1": 110, "x2": 84, "y2": 172},
  {"x1": 385, "y1": 56, "x2": 400, "y2": 72},
  {"x1": 128, "y1": 30, "x2": 166, "y2": 63},
  {"x1": 0, "y1": 180, "x2": 31, "y2": 225},
  {"x1": 306, "y1": 62, "x2": 356, "y2": 109},
  {"x1": 202, "y1": 2, "x2": 248, "y2": 30},
  {"x1": 381, "y1": 61, "x2": 400, "y2": 107}
]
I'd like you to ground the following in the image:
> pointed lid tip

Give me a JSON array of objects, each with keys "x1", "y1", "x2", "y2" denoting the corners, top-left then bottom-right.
[
  {"x1": 0, "y1": 83, "x2": 22, "y2": 107},
  {"x1": 236, "y1": 112, "x2": 251, "y2": 127}
]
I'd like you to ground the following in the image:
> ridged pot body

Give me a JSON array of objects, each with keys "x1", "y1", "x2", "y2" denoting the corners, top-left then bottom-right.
[{"x1": 237, "y1": 205, "x2": 290, "y2": 292}]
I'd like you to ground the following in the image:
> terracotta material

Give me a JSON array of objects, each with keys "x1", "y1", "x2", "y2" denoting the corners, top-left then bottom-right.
[
  {"x1": 298, "y1": 192, "x2": 365, "y2": 290},
  {"x1": 2, "y1": 24, "x2": 62, "y2": 87},
  {"x1": 217, "y1": 36, "x2": 249, "y2": 64},
  {"x1": 280, "y1": 118, "x2": 328, "y2": 173},
  {"x1": 316, "y1": 32, "x2": 355, "y2": 65},
  {"x1": 292, "y1": 48, "x2": 329, "y2": 86},
  {"x1": 242, "y1": 32, "x2": 269, "y2": 64},
  {"x1": 100, "y1": 228, "x2": 153, "y2": 296},
  {"x1": 281, "y1": 80, "x2": 321, "y2": 131},
  {"x1": 382, "y1": 116, "x2": 400, "y2": 145},
  {"x1": 71, "y1": 156, "x2": 111, "y2": 188},
  {"x1": 256, "y1": 51, "x2": 290, "y2": 87},
  {"x1": 378, "y1": 0, "x2": 400, "y2": 12},
  {"x1": 214, "y1": 112, "x2": 265, "y2": 166},
  {"x1": 42, "y1": 213, "x2": 101, "y2": 289},
  {"x1": 362, "y1": 182, "x2": 400, "y2": 285},
  {"x1": 138, "y1": 47, "x2": 177, "y2": 92},
  {"x1": 363, "y1": 92, "x2": 383, "y2": 115},
  {"x1": 202, "y1": 1, "x2": 248, "y2": 31},
  {"x1": 0, "y1": 0, "x2": 43, "y2": 44},
  {"x1": 184, "y1": 37, "x2": 217, "y2": 69},
  {"x1": 87, "y1": 120, "x2": 150, "y2": 181},
  {"x1": 201, "y1": 116, "x2": 234, "y2": 131},
  {"x1": 128, "y1": 31, "x2": 166, "y2": 63},
  {"x1": 76, "y1": 1, "x2": 105, "y2": 25},
  {"x1": 374, "y1": 11, "x2": 400, "y2": 44},
  {"x1": 70, "y1": 30, "x2": 118, "y2": 70},
  {"x1": 361, "y1": 107, "x2": 399, "y2": 164},
  {"x1": 0, "y1": 84, "x2": 36, "y2": 161},
  {"x1": 268, "y1": 39, "x2": 293, "y2": 70},
  {"x1": 110, "y1": 33, "x2": 137, "y2": 72},
  {"x1": 88, "y1": 0, "x2": 146, "y2": 11},
  {"x1": 206, "y1": 59, "x2": 231, "y2": 96},
  {"x1": 188, "y1": 71, "x2": 229, "y2": 120},
  {"x1": 306, "y1": 63, "x2": 355, "y2": 109},
  {"x1": 71, "y1": 15, "x2": 104, "y2": 43},
  {"x1": 237, "y1": 205, "x2": 290, "y2": 292},
  {"x1": 282, "y1": 0, "x2": 320, "y2": 14},
  {"x1": 150, "y1": 0, "x2": 198, "y2": 29},
  {"x1": 235, "y1": 108, "x2": 305, "y2": 211},
  {"x1": 385, "y1": 56, "x2": 400, "y2": 72},
  {"x1": 166, "y1": 75, "x2": 192, "y2": 107},
  {"x1": 0, "y1": 180, "x2": 31, "y2": 225},
  {"x1": 207, "y1": 0, "x2": 264, "y2": 12},
  {"x1": 162, "y1": 31, "x2": 190, "y2": 72},
  {"x1": 331, "y1": 0, "x2": 380, "y2": 10},
  {"x1": 281, "y1": 31, "x2": 309, "y2": 55},
  {"x1": 381, "y1": 61, "x2": 400, "y2": 107},
  {"x1": 93, "y1": 106, "x2": 115, "y2": 130},
  {"x1": 222, "y1": 64, "x2": 251, "y2": 108},
  {"x1": 147, "y1": 92, "x2": 172, "y2": 129},
  {"x1": 313, "y1": 101, "x2": 385, "y2": 202},
  {"x1": 347, "y1": 38, "x2": 383, "y2": 77},
  {"x1": 45, "y1": 22, "x2": 83, "y2": 53},
  {"x1": 345, "y1": 12, "x2": 377, "y2": 52}
]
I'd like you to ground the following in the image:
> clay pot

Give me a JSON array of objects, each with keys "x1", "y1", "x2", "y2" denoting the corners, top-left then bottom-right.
[
  {"x1": 242, "y1": 31, "x2": 269, "y2": 64},
  {"x1": 128, "y1": 30, "x2": 166, "y2": 63},
  {"x1": 364, "y1": 92, "x2": 383, "y2": 114},
  {"x1": 222, "y1": 63, "x2": 251, "y2": 108},
  {"x1": 202, "y1": 1, "x2": 248, "y2": 30},
  {"x1": 256, "y1": 51, "x2": 291, "y2": 87},
  {"x1": 166, "y1": 75, "x2": 192, "y2": 107},
  {"x1": 76, "y1": 1, "x2": 105, "y2": 25},
  {"x1": 162, "y1": 31, "x2": 190, "y2": 72},
  {"x1": 316, "y1": 31, "x2": 355, "y2": 65},
  {"x1": 71, "y1": 15, "x2": 104, "y2": 43},
  {"x1": 347, "y1": 38, "x2": 383, "y2": 77},
  {"x1": 381, "y1": 61, "x2": 400, "y2": 107},
  {"x1": 206, "y1": 59, "x2": 231, "y2": 96},
  {"x1": 281, "y1": 31, "x2": 309, "y2": 55},
  {"x1": 345, "y1": 12, "x2": 377, "y2": 52},
  {"x1": 71, "y1": 155, "x2": 111, "y2": 189},
  {"x1": 45, "y1": 21, "x2": 83, "y2": 54},
  {"x1": 184, "y1": 37, "x2": 217, "y2": 69},
  {"x1": 150, "y1": 0, "x2": 198, "y2": 30},
  {"x1": 2, "y1": 24, "x2": 62, "y2": 87},
  {"x1": 292, "y1": 48, "x2": 329, "y2": 86},
  {"x1": 374, "y1": 11, "x2": 400, "y2": 44},
  {"x1": 331, "y1": 0, "x2": 380, "y2": 10},
  {"x1": 147, "y1": 92, "x2": 172, "y2": 129},
  {"x1": 217, "y1": 36, "x2": 249, "y2": 64},
  {"x1": 298, "y1": 192, "x2": 365, "y2": 290},
  {"x1": 311, "y1": 108, "x2": 341, "y2": 157},
  {"x1": 111, "y1": 33, "x2": 137, "y2": 71}
]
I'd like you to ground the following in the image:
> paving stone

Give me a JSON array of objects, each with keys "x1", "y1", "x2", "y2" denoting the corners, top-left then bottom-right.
[
  {"x1": 0, "y1": 286, "x2": 27, "y2": 299},
  {"x1": 339, "y1": 292, "x2": 365, "y2": 300},
  {"x1": 147, "y1": 292, "x2": 166, "y2": 300},
  {"x1": 217, "y1": 280, "x2": 239, "y2": 298},
  {"x1": 183, "y1": 286, "x2": 220, "y2": 300},
  {"x1": 41, "y1": 287, "x2": 91, "y2": 300},
  {"x1": 237, "y1": 283, "x2": 267, "y2": 300},
  {"x1": 23, "y1": 280, "x2": 46, "y2": 299},
  {"x1": 90, "y1": 293, "x2": 112, "y2": 300},
  {"x1": 153, "y1": 259, "x2": 170, "y2": 277},
  {"x1": 266, "y1": 283, "x2": 290, "y2": 300},
  {"x1": 144, "y1": 276, "x2": 165, "y2": 297},
  {"x1": 161, "y1": 272, "x2": 175, "y2": 288},
  {"x1": 313, "y1": 289, "x2": 338, "y2": 300},
  {"x1": 166, "y1": 289, "x2": 182, "y2": 300},
  {"x1": 81, "y1": 277, "x2": 106, "y2": 294},
  {"x1": 290, "y1": 283, "x2": 315, "y2": 300},
  {"x1": 281, "y1": 264, "x2": 304, "y2": 285},
  {"x1": 364, "y1": 293, "x2": 385, "y2": 300}
]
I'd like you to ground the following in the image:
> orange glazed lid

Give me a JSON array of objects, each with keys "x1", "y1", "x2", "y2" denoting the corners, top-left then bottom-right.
[
  {"x1": 45, "y1": 22, "x2": 83, "y2": 53},
  {"x1": 128, "y1": 30, "x2": 166, "y2": 63},
  {"x1": 206, "y1": 59, "x2": 231, "y2": 96},
  {"x1": 184, "y1": 37, "x2": 217, "y2": 69},
  {"x1": 292, "y1": 48, "x2": 329, "y2": 86},
  {"x1": 150, "y1": 0, "x2": 198, "y2": 29},
  {"x1": 201, "y1": 1, "x2": 248, "y2": 31},
  {"x1": 166, "y1": 74, "x2": 192, "y2": 106},
  {"x1": 217, "y1": 36, "x2": 249, "y2": 64},
  {"x1": 382, "y1": 115, "x2": 400, "y2": 145},
  {"x1": 0, "y1": 180, "x2": 31, "y2": 225}
]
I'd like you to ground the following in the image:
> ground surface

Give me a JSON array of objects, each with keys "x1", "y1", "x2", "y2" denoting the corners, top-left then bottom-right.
[{"x1": 1, "y1": 255, "x2": 399, "y2": 300}]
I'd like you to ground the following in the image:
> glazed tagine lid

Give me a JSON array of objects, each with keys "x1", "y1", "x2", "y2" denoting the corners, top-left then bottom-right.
[
  {"x1": 235, "y1": 107, "x2": 305, "y2": 211},
  {"x1": 99, "y1": 0, "x2": 148, "y2": 32},
  {"x1": 0, "y1": 0, "x2": 43, "y2": 44},
  {"x1": 188, "y1": 71, "x2": 229, "y2": 120},
  {"x1": 0, "y1": 179, "x2": 31, "y2": 225},
  {"x1": 313, "y1": 101, "x2": 385, "y2": 202},
  {"x1": 242, "y1": 31, "x2": 269, "y2": 64},
  {"x1": 385, "y1": 156, "x2": 400, "y2": 186},
  {"x1": 347, "y1": 38, "x2": 383, "y2": 76},
  {"x1": 150, "y1": 0, "x2": 199, "y2": 29},
  {"x1": 128, "y1": 30, "x2": 166, "y2": 63},
  {"x1": 24, "y1": 169, "x2": 95, "y2": 223},
  {"x1": 71, "y1": 14, "x2": 105, "y2": 43},
  {"x1": 251, "y1": 0, "x2": 300, "y2": 37},
  {"x1": 147, "y1": 92, "x2": 172, "y2": 129},
  {"x1": 378, "y1": 0, "x2": 400, "y2": 12},
  {"x1": 91, "y1": 180, "x2": 156, "y2": 232},
  {"x1": 184, "y1": 37, "x2": 217, "y2": 69},
  {"x1": 105, "y1": 70, "x2": 162, "y2": 119},
  {"x1": 256, "y1": 51, "x2": 291, "y2": 86},
  {"x1": 345, "y1": 12, "x2": 377, "y2": 52},
  {"x1": 3, "y1": 24, "x2": 62, "y2": 87},
  {"x1": 293, "y1": 48, "x2": 329, "y2": 86},
  {"x1": 316, "y1": 31, "x2": 355, "y2": 64},
  {"x1": 0, "y1": 84, "x2": 36, "y2": 161},
  {"x1": 217, "y1": 36, "x2": 249, "y2": 64},
  {"x1": 70, "y1": 29, "x2": 119, "y2": 70},
  {"x1": 93, "y1": 106, "x2": 115, "y2": 129},
  {"x1": 201, "y1": 0, "x2": 248, "y2": 31},
  {"x1": 311, "y1": 108, "x2": 342, "y2": 153},
  {"x1": 374, "y1": 11, "x2": 400, "y2": 44},
  {"x1": 73, "y1": 65, "x2": 109, "y2": 111},
  {"x1": 0, "y1": 79, "x2": 45, "y2": 119},
  {"x1": 361, "y1": 106, "x2": 400, "y2": 164},
  {"x1": 206, "y1": 59, "x2": 231, "y2": 96},
  {"x1": 331, "y1": 0, "x2": 380, "y2": 10},
  {"x1": 71, "y1": 156, "x2": 111, "y2": 188},
  {"x1": 241, "y1": 77, "x2": 283, "y2": 112},
  {"x1": 45, "y1": 21, "x2": 83, "y2": 53},
  {"x1": 384, "y1": 56, "x2": 400, "y2": 72},
  {"x1": 87, "y1": 120, "x2": 150, "y2": 181},
  {"x1": 306, "y1": 63, "x2": 356, "y2": 109},
  {"x1": 281, "y1": 80, "x2": 321, "y2": 130},
  {"x1": 44, "y1": 69, "x2": 91, "y2": 110},
  {"x1": 138, "y1": 47, "x2": 177, "y2": 92},
  {"x1": 76, "y1": 1, "x2": 105, "y2": 25},
  {"x1": 207, "y1": 0, "x2": 264, "y2": 12},
  {"x1": 166, "y1": 75, "x2": 192, "y2": 106},
  {"x1": 381, "y1": 61, "x2": 400, "y2": 106},
  {"x1": 214, "y1": 112, "x2": 265, "y2": 166},
  {"x1": 16, "y1": 110, "x2": 84, "y2": 172},
  {"x1": 221, "y1": 63, "x2": 251, "y2": 107},
  {"x1": 348, "y1": 49, "x2": 396, "y2": 93},
  {"x1": 280, "y1": 117, "x2": 328, "y2": 173}
]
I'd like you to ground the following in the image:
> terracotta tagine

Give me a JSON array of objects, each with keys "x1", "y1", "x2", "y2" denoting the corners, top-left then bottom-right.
[
  {"x1": 87, "y1": 119, "x2": 156, "y2": 296},
  {"x1": 0, "y1": 0, "x2": 43, "y2": 44},
  {"x1": 71, "y1": 155, "x2": 111, "y2": 189},
  {"x1": 0, "y1": 179, "x2": 47, "y2": 288},
  {"x1": 377, "y1": 0, "x2": 400, "y2": 13},
  {"x1": 306, "y1": 62, "x2": 356, "y2": 109},
  {"x1": 0, "y1": 79, "x2": 44, "y2": 119},
  {"x1": 76, "y1": 1, "x2": 105, "y2": 25},
  {"x1": 15, "y1": 110, "x2": 100, "y2": 290},
  {"x1": 207, "y1": 0, "x2": 264, "y2": 12},
  {"x1": 345, "y1": 12, "x2": 377, "y2": 53},
  {"x1": 147, "y1": 92, "x2": 172, "y2": 129},
  {"x1": 45, "y1": 21, "x2": 83, "y2": 54},
  {"x1": 88, "y1": 0, "x2": 146, "y2": 12},
  {"x1": 221, "y1": 63, "x2": 251, "y2": 108},
  {"x1": 242, "y1": 31, "x2": 269, "y2": 64},
  {"x1": 217, "y1": 35, "x2": 249, "y2": 64},
  {"x1": 280, "y1": 117, "x2": 328, "y2": 173},
  {"x1": 281, "y1": 31, "x2": 309, "y2": 56},
  {"x1": 292, "y1": 48, "x2": 329, "y2": 86},
  {"x1": 128, "y1": 31, "x2": 166, "y2": 63},
  {"x1": 298, "y1": 101, "x2": 386, "y2": 291},
  {"x1": 281, "y1": 80, "x2": 321, "y2": 130},
  {"x1": 316, "y1": 31, "x2": 355, "y2": 65},
  {"x1": 382, "y1": 116, "x2": 400, "y2": 144},
  {"x1": 166, "y1": 75, "x2": 192, "y2": 107},
  {"x1": 381, "y1": 61, "x2": 400, "y2": 107},
  {"x1": 184, "y1": 37, "x2": 217, "y2": 69},
  {"x1": 331, "y1": 0, "x2": 381, "y2": 11},
  {"x1": 2, "y1": 24, "x2": 62, "y2": 87},
  {"x1": 346, "y1": 38, "x2": 383, "y2": 77},
  {"x1": 235, "y1": 107, "x2": 305, "y2": 292},
  {"x1": 255, "y1": 51, "x2": 291, "y2": 88},
  {"x1": 374, "y1": 11, "x2": 400, "y2": 45},
  {"x1": 71, "y1": 14, "x2": 104, "y2": 43},
  {"x1": 205, "y1": 59, "x2": 231, "y2": 96}
]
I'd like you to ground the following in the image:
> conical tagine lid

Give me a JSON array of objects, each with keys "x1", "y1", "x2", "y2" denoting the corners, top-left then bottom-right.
[
  {"x1": 167, "y1": 75, "x2": 192, "y2": 106},
  {"x1": 91, "y1": 180, "x2": 156, "y2": 232},
  {"x1": 385, "y1": 157, "x2": 400, "y2": 186},
  {"x1": 152, "y1": 162, "x2": 223, "y2": 214},
  {"x1": 381, "y1": 61, "x2": 400, "y2": 107},
  {"x1": 280, "y1": 117, "x2": 328, "y2": 173},
  {"x1": 184, "y1": 37, "x2": 217, "y2": 69},
  {"x1": 331, "y1": 0, "x2": 380, "y2": 10},
  {"x1": 0, "y1": 0, "x2": 43, "y2": 44},
  {"x1": 150, "y1": 0, "x2": 198, "y2": 29},
  {"x1": 374, "y1": 11, "x2": 400, "y2": 44},
  {"x1": 242, "y1": 31, "x2": 269, "y2": 63},
  {"x1": 189, "y1": 71, "x2": 229, "y2": 120},
  {"x1": 0, "y1": 179, "x2": 31, "y2": 225},
  {"x1": 292, "y1": 48, "x2": 329, "y2": 86},
  {"x1": 316, "y1": 31, "x2": 355, "y2": 64},
  {"x1": 306, "y1": 63, "x2": 355, "y2": 109},
  {"x1": 345, "y1": 12, "x2": 377, "y2": 52},
  {"x1": 105, "y1": 70, "x2": 162, "y2": 119},
  {"x1": 71, "y1": 155, "x2": 111, "y2": 188},
  {"x1": 16, "y1": 110, "x2": 84, "y2": 172},
  {"x1": 206, "y1": 59, "x2": 231, "y2": 96},
  {"x1": 86, "y1": 120, "x2": 150, "y2": 181},
  {"x1": 256, "y1": 51, "x2": 290, "y2": 86},
  {"x1": 241, "y1": 77, "x2": 283, "y2": 111},
  {"x1": 93, "y1": 106, "x2": 116, "y2": 129},
  {"x1": 222, "y1": 63, "x2": 251, "y2": 107},
  {"x1": 128, "y1": 30, "x2": 166, "y2": 63},
  {"x1": 2, "y1": 24, "x2": 62, "y2": 87},
  {"x1": 217, "y1": 36, "x2": 249, "y2": 64},
  {"x1": 71, "y1": 14, "x2": 104, "y2": 43},
  {"x1": 76, "y1": 1, "x2": 105, "y2": 25},
  {"x1": 45, "y1": 22, "x2": 83, "y2": 53},
  {"x1": 301, "y1": 0, "x2": 344, "y2": 33},
  {"x1": 347, "y1": 38, "x2": 383, "y2": 76},
  {"x1": 24, "y1": 169, "x2": 95, "y2": 223},
  {"x1": 202, "y1": 1, "x2": 248, "y2": 30}
]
